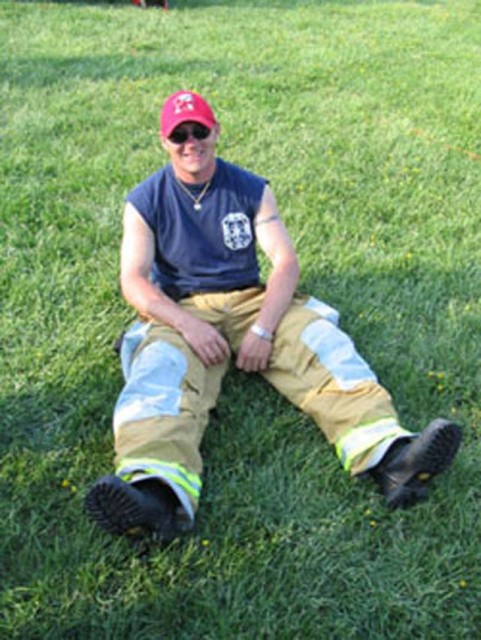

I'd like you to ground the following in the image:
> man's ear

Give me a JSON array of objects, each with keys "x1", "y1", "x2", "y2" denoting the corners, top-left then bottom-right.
[
  {"x1": 159, "y1": 133, "x2": 169, "y2": 152},
  {"x1": 212, "y1": 122, "x2": 221, "y2": 140}
]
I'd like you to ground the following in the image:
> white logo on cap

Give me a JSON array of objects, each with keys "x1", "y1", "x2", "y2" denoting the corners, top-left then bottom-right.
[{"x1": 174, "y1": 93, "x2": 195, "y2": 114}]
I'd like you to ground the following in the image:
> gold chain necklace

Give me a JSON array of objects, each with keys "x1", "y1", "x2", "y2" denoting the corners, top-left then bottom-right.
[{"x1": 175, "y1": 178, "x2": 211, "y2": 211}]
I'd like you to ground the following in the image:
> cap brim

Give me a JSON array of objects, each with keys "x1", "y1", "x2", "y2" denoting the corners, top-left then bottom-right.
[{"x1": 163, "y1": 115, "x2": 215, "y2": 138}]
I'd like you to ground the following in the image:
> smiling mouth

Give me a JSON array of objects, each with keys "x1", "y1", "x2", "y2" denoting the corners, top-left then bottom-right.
[{"x1": 183, "y1": 151, "x2": 204, "y2": 160}]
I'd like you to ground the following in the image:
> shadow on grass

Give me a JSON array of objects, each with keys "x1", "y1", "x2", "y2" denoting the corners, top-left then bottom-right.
[
  {"x1": 13, "y1": 0, "x2": 443, "y2": 8},
  {"x1": 0, "y1": 361, "x2": 120, "y2": 453},
  {"x1": 170, "y1": 0, "x2": 443, "y2": 7},
  {"x1": 0, "y1": 54, "x2": 223, "y2": 88}
]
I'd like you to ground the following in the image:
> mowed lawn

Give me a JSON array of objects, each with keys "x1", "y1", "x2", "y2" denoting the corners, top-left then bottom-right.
[{"x1": 1, "y1": 0, "x2": 480, "y2": 638}]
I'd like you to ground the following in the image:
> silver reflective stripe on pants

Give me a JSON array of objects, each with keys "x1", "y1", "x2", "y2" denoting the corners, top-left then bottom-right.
[
  {"x1": 114, "y1": 339, "x2": 188, "y2": 433},
  {"x1": 301, "y1": 317, "x2": 377, "y2": 391},
  {"x1": 304, "y1": 296, "x2": 340, "y2": 326},
  {"x1": 120, "y1": 320, "x2": 150, "y2": 380}
]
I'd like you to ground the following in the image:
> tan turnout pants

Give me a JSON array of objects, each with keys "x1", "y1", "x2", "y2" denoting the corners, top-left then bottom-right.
[{"x1": 113, "y1": 288, "x2": 411, "y2": 526}]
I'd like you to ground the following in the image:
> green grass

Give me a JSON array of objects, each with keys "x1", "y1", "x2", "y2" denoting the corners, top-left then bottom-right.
[{"x1": 1, "y1": 0, "x2": 481, "y2": 637}]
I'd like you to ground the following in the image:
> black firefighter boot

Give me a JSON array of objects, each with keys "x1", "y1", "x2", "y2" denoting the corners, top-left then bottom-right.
[
  {"x1": 370, "y1": 418, "x2": 462, "y2": 509},
  {"x1": 85, "y1": 475, "x2": 182, "y2": 542}
]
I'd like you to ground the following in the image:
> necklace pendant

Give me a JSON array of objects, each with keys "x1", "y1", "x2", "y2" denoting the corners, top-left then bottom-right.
[{"x1": 194, "y1": 203, "x2": 202, "y2": 211}]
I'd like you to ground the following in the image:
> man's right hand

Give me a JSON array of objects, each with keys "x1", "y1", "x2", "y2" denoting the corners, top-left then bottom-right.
[{"x1": 179, "y1": 314, "x2": 231, "y2": 368}]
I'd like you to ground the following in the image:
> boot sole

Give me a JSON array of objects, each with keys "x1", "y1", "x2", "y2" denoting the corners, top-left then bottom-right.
[
  {"x1": 85, "y1": 476, "x2": 154, "y2": 536},
  {"x1": 384, "y1": 419, "x2": 462, "y2": 509}
]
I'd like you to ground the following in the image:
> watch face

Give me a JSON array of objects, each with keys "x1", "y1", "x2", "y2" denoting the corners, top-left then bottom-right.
[{"x1": 251, "y1": 324, "x2": 273, "y2": 341}]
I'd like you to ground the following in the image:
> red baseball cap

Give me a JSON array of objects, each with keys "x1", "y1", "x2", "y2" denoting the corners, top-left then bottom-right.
[{"x1": 160, "y1": 90, "x2": 217, "y2": 138}]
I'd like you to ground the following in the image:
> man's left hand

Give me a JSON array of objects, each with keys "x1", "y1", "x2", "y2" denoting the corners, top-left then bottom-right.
[{"x1": 235, "y1": 331, "x2": 273, "y2": 372}]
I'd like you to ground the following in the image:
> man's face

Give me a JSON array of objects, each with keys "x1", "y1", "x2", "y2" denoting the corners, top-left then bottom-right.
[{"x1": 161, "y1": 121, "x2": 219, "y2": 183}]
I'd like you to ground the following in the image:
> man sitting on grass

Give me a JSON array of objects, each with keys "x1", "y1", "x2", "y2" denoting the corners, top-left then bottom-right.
[{"x1": 86, "y1": 90, "x2": 462, "y2": 543}]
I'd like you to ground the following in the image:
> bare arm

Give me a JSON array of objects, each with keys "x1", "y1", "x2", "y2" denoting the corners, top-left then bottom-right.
[
  {"x1": 236, "y1": 185, "x2": 300, "y2": 372},
  {"x1": 121, "y1": 203, "x2": 230, "y2": 367}
]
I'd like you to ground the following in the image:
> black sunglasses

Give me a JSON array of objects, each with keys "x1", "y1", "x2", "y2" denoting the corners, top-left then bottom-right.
[{"x1": 168, "y1": 123, "x2": 211, "y2": 144}]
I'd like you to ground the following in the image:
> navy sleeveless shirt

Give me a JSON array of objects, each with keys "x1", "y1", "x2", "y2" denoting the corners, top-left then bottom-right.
[{"x1": 126, "y1": 158, "x2": 267, "y2": 298}]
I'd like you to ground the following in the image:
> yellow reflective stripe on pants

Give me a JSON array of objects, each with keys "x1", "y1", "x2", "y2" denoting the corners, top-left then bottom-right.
[
  {"x1": 336, "y1": 417, "x2": 412, "y2": 472},
  {"x1": 116, "y1": 457, "x2": 203, "y2": 524},
  {"x1": 117, "y1": 458, "x2": 202, "y2": 499}
]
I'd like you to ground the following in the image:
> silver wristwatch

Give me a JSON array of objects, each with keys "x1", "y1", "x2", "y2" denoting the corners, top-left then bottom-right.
[{"x1": 250, "y1": 324, "x2": 274, "y2": 341}]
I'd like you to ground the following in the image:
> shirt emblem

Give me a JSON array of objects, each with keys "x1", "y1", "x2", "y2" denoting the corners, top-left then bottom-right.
[{"x1": 221, "y1": 212, "x2": 253, "y2": 251}]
